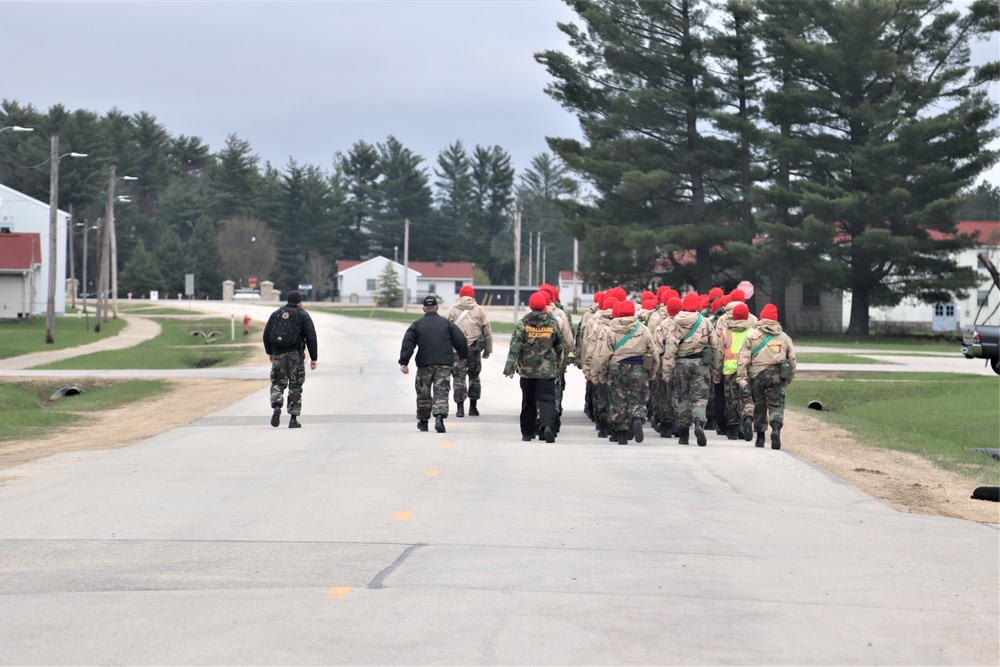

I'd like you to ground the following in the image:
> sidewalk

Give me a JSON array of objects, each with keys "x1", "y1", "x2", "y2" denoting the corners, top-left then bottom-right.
[{"x1": 0, "y1": 317, "x2": 161, "y2": 371}]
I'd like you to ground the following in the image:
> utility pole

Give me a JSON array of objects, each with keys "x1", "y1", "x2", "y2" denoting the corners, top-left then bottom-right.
[
  {"x1": 572, "y1": 238, "x2": 579, "y2": 314},
  {"x1": 402, "y1": 219, "x2": 410, "y2": 313},
  {"x1": 527, "y1": 232, "x2": 533, "y2": 287},
  {"x1": 542, "y1": 245, "x2": 547, "y2": 289},
  {"x1": 94, "y1": 216, "x2": 107, "y2": 332},
  {"x1": 82, "y1": 218, "x2": 90, "y2": 315},
  {"x1": 536, "y1": 232, "x2": 542, "y2": 287},
  {"x1": 68, "y1": 204, "x2": 76, "y2": 310},
  {"x1": 108, "y1": 165, "x2": 119, "y2": 318},
  {"x1": 513, "y1": 204, "x2": 521, "y2": 322},
  {"x1": 45, "y1": 136, "x2": 58, "y2": 344}
]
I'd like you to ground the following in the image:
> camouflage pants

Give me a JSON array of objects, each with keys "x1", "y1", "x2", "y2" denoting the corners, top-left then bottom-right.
[
  {"x1": 593, "y1": 380, "x2": 611, "y2": 426},
  {"x1": 672, "y1": 358, "x2": 710, "y2": 426},
  {"x1": 723, "y1": 374, "x2": 751, "y2": 427},
  {"x1": 270, "y1": 349, "x2": 306, "y2": 416},
  {"x1": 746, "y1": 365, "x2": 786, "y2": 431},
  {"x1": 452, "y1": 350, "x2": 483, "y2": 402},
  {"x1": 652, "y1": 376, "x2": 674, "y2": 424},
  {"x1": 608, "y1": 363, "x2": 649, "y2": 432},
  {"x1": 416, "y1": 364, "x2": 452, "y2": 420}
]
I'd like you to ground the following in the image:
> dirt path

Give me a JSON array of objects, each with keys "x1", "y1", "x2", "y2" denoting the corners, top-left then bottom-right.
[{"x1": 1, "y1": 342, "x2": 997, "y2": 524}]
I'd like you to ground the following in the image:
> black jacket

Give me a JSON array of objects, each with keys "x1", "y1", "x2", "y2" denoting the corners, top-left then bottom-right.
[
  {"x1": 263, "y1": 305, "x2": 318, "y2": 360},
  {"x1": 398, "y1": 311, "x2": 468, "y2": 367}
]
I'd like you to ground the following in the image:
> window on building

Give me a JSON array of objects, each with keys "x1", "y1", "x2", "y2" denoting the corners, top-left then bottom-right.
[
  {"x1": 978, "y1": 290, "x2": 990, "y2": 308},
  {"x1": 428, "y1": 283, "x2": 437, "y2": 295},
  {"x1": 946, "y1": 304, "x2": 955, "y2": 317},
  {"x1": 455, "y1": 281, "x2": 464, "y2": 293},
  {"x1": 366, "y1": 279, "x2": 377, "y2": 291},
  {"x1": 802, "y1": 284, "x2": 821, "y2": 308}
]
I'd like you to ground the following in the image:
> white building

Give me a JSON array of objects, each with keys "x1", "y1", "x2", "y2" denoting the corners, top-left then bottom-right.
[
  {"x1": 0, "y1": 183, "x2": 69, "y2": 316},
  {"x1": 336, "y1": 256, "x2": 474, "y2": 305},
  {"x1": 843, "y1": 221, "x2": 1000, "y2": 332},
  {"x1": 557, "y1": 270, "x2": 598, "y2": 310},
  {"x1": 0, "y1": 232, "x2": 42, "y2": 319}
]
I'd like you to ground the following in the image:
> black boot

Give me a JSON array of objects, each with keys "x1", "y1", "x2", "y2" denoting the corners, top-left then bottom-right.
[
  {"x1": 742, "y1": 415, "x2": 754, "y2": 442},
  {"x1": 755, "y1": 432, "x2": 765, "y2": 448},
  {"x1": 456, "y1": 401, "x2": 465, "y2": 418},
  {"x1": 632, "y1": 417, "x2": 644, "y2": 443},
  {"x1": 417, "y1": 419, "x2": 428, "y2": 432},
  {"x1": 727, "y1": 426, "x2": 738, "y2": 440},
  {"x1": 597, "y1": 424, "x2": 608, "y2": 438},
  {"x1": 678, "y1": 426, "x2": 690, "y2": 445},
  {"x1": 705, "y1": 417, "x2": 717, "y2": 432},
  {"x1": 468, "y1": 399, "x2": 479, "y2": 416},
  {"x1": 288, "y1": 415, "x2": 301, "y2": 429},
  {"x1": 716, "y1": 421, "x2": 727, "y2": 436},
  {"x1": 543, "y1": 425, "x2": 555, "y2": 443},
  {"x1": 618, "y1": 431, "x2": 628, "y2": 445},
  {"x1": 270, "y1": 408, "x2": 281, "y2": 428},
  {"x1": 694, "y1": 418, "x2": 707, "y2": 447},
  {"x1": 771, "y1": 423, "x2": 782, "y2": 450},
  {"x1": 659, "y1": 420, "x2": 674, "y2": 438},
  {"x1": 435, "y1": 415, "x2": 446, "y2": 433}
]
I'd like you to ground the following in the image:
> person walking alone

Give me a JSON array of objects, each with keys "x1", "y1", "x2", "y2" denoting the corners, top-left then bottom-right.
[
  {"x1": 447, "y1": 285, "x2": 493, "y2": 417},
  {"x1": 504, "y1": 291, "x2": 564, "y2": 443},
  {"x1": 399, "y1": 295, "x2": 469, "y2": 433},
  {"x1": 263, "y1": 290, "x2": 318, "y2": 429}
]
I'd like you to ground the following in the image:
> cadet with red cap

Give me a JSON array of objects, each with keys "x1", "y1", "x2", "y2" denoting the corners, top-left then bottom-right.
[
  {"x1": 662, "y1": 292, "x2": 718, "y2": 446},
  {"x1": 504, "y1": 291, "x2": 564, "y2": 442},
  {"x1": 591, "y1": 299, "x2": 657, "y2": 445},
  {"x1": 575, "y1": 290, "x2": 605, "y2": 421},
  {"x1": 448, "y1": 285, "x2": 494, "y2": 417},
  {"x1": 649, "y1": 295, "x2": 683, "y2": 437},
  {"x1": 736, "y1": 303, "x2": 797, "y2": 449},
  {"x1": 540, "y1": 283, "x2": 575, "y2": 431},
  {"x1": 711, "y1": 302, "x2": 755, "y2": 440}
]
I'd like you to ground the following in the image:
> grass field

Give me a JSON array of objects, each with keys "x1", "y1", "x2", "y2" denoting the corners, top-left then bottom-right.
[
  {"x1": 787, "y1": 373, "x2": 1000, "y2": 483},
  {"x1": 795, "y1": 353, "x2": 885, "y2": 364},
  {"x1": 312, "y1": 306, "x2": 519, "y2": 334},
  {"x1": 796, "y1": 335, "x2": 959, "y2": 352},
  {"x1": 0, "y1": 379, "x2": 172, "y2": 442},
  {"x1": 37, "y1": 317, "x2": 259, "y2": 370},
  {"x1": 0, "y1": 316, "x2": 128, "y2": 360}
]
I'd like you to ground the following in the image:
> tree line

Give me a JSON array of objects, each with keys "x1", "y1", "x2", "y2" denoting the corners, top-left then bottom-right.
[{"x1": 1, "y1": 0, "x2": 997, "y2": 334}]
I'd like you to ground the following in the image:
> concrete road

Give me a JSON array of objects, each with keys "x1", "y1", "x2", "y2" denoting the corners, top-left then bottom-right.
[{"x1": 0, "y1": 306, "x2": 997, "y2": 665}]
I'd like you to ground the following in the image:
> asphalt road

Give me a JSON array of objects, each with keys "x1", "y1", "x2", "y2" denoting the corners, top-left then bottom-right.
[{"x1": 0, "y1": 304, "x2": 997, "y2": 665}]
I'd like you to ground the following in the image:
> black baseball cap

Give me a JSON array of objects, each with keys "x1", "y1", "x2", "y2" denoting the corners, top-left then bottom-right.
[{"x1": 422, "y1": 295, "x2": 438, "y2": 307}]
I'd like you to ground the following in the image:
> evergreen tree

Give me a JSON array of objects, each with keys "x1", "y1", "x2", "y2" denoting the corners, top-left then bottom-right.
[
  {"x1": 957, "y1": 182, "x2": 1000, "y2": 221},
  {"x1": 375, "y1": 261, "x2": 403, "y2": 307},
  {"x1": 339, "y1": 141, "x2": 382, "y2": 259},
  {"x1": 206, "y1": 134, "x2": 263, "y2": 221},
  {"x1": 757, "y1": 0, "x2": 999, "y2": 334},
  {"x1": 186, "y1": 216, "x2": 223, "y2": 298},
  {"x1": 433, "y1": 140, "x2": 477, "y2": 260},
  {"x1": 373, "y1": 136, "x2": 433, "y2": 259},
  {"x1": 119, "y1": 240, "x2": 164, "y2": 298},
  {"x1": 517, "y1": 153, "x2": 579, "y2": 287},
  {"x1": 154, "y1": 228, "x2": 188, "y2": 296},
  {"x1": 471, "y1": 145, "x2": 515, "y2": 281}
]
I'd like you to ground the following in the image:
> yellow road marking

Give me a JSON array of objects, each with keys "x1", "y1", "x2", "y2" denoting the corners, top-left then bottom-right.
[
  {"x1": 394, "y1": 510, "x2": 415, "y2": 520},
  {"x1": 426, "y1": 470, "x2": 440, "y2": 477},
  {"x1": 440, "y1": 442, "x2": 452, "y2": 449},
  {"x1": 326, "y1": 587, "x2": 351, "y2": 600}
]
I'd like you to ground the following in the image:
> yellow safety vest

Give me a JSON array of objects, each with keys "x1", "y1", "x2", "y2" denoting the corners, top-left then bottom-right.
[{"x1": 723, "y1": 327, "x2": 751, "y2": 375}]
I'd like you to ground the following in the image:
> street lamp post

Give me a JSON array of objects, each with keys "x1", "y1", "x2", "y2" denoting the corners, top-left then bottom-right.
[
  {"x1": 45, "y1": 135, "x2": 88, "y2": 344},
  {"x1": 106, "y1": 166, "x2": 138, "y2": 319},
  {"x1": 0, "y1": 125, "x2": 34, "y2": 134}
]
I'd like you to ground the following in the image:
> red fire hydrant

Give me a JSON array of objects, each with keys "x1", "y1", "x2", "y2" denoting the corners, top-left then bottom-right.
[{"x1": 243, "y1": 313, "x2": 251, "y2": 336}]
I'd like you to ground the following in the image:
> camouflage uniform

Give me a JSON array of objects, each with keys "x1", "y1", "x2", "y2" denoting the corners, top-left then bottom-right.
[
  {"x1": 736, "y1": 318, "x2": 796, "y2": 435},
  {"x1": 447, "y1": 295, "x2": 493, "y2": 405},
  {"x1": 662, "y1": 310, "x2": 717, "y2": 429},
  {"x1": 711, "y1": 317, "x2": 754, "y2": 432},
  {"x1": 504, "y1": 309, "x2": 563, "y2": 440},
  {"x1": 270, "y1": 349, "x2": 306, "y2": 416},
  {"x1": 582, "y1": 309, "x2": 614, "y2": 435},
  {"x1": 591, "y1": 314, "x2": 657, "y2": 439},
  {"x1": 415, "y1": 365, "x2": 453, "y2": 420}
]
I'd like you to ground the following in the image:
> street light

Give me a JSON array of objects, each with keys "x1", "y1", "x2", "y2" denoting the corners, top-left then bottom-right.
[
  {"x1": 106, "y1": 169, "x2": 137, "y2": 319},
  {"x1": 46, "y1": 136, "x2": 88, "y2": 344},
  {"x1": 0, "y1": 125, "x2": 34, "y2": 133}
]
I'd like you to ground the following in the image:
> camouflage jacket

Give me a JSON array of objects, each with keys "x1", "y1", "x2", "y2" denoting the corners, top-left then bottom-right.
[
  {"x1": 736, "y1": 319, "x2": 796, "y2": 382},
  {"x1": 573, "y1": 303, "x2": 601, "y2": 364},
  {"x1": 447, "y1": 296, "x2": 493, "y2": 355},
  {"x1": 581, "y1": 310, "x2": 613, "y2": 376},
  {"x1": 504, "y1": 310, "x2": 563, "y2": 379},
  {"x1": 548, "y1": 304, "x2": 575, "y2": 368},
  {"x1": 662, "y1": 310, "x2": 717, "y2": 374},
  {"x1": 714, "y1": 302, "x2": 757, "y2": 334}
]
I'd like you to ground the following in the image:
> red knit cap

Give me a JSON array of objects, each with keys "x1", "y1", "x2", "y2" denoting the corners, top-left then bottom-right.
[
  {"x1": 699, "y1": 295, "x2": 710, "y2": 311},
  {"x1": 711, "y1": 298, "x2": 724, "y2": 314},
  {"x1": 666, "y1": 296, "x2": 683, "y2": 317},
  {"x1": 610, "y1": 286, "x2": 628, "y2": 302},
  {"x1": 459, "y1": 285, "x2": 475, "y2": 298},
  {"x1": 760, "y1": 303, "x2": 778, "y2": 321},
  {"x1": 529, "y1": 292, "x2": 548, "y2": 312},
  {"x1": 729, "y1": 288, "x2": 745, "y2": 303},
  {"x1": 594, "y1": 291, "x2": 605, "y2": 304},
  {"x1": 657, "y1": 286, "x2": 669, "y2": 299},
  {"x1": 708, "y1": 287, "x2": 724, "y2": 299},
  {"x1": 682, "y1": 292, "x2": 700, "y2": 312},
  {"x1": 733, "y1": 303, "x2": 749, "y2": 320},
  {"x1": 641, "y1": 290, "x2": 654, "y2": 302},
  {"x1": 720, "y1": 295, "x2": 730, "y2": 307},
  {"x1": 602, "y1": 296, "x2": 619, "y2": 312},
  {"x1": 613, "y1": 300, "x2": 635, "y2": 318},
  {"x1": 540, "y1": 283, "x2": 558, "y2": 301},
  {"x1": 642, "y1": 297, "x2": 657, "y2": 311}
]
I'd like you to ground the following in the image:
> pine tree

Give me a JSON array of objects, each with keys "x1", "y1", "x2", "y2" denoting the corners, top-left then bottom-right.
[
  {"x1": 375, "y1": 261, "x2": 403, "y2": 307},
  {"x1": 119, "y1": 240, "x2": 164, "y2": 298}
]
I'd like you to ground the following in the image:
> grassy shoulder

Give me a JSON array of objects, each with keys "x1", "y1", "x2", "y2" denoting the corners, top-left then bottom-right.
[
  {"x1": 312, "y1": 305, "x2": 519, "y2": 334},
  {"x1": 38, "y1": 317, "x2": 261, "y2": 370},
  {"x1": 788, "y1": 372, "x2": 1000, "y2": 484},
  {"x1": 0, "y1": 316, "x2": 128, "y2": 360},
  {"x1": 0, "y1": 379, "x2": 172, "y2": 442}
]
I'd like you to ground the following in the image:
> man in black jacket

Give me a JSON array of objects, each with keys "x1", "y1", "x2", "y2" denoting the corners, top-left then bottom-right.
[
  {"x1": 399, "y1": 295, "x2": 468, "y2": 433},
  {"x1": 263, "y1": 290, "x2": 318, "y2": 429}
]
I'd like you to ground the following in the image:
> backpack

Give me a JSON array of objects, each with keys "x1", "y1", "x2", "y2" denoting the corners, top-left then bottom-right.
[{"x1": 269, "y1": 307, "x2": 302, "y2": 349}]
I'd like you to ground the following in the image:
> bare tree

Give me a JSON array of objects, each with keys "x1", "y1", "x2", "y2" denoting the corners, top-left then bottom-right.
[
  {"x1": 304, "y1": 251, "x2": 332, "y2": 300},
  {"x1": 217, "y1": 217, "x2": 276, "y2": 288}
]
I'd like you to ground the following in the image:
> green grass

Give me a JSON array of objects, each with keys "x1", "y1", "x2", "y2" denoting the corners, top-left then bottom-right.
[
  {"x1": 312, "y1": 306, "x2": 519, "y2": 334},
  {"x1": 0, "y1": 316, "x2": 128, "y2": 360},
  {"x1": 796, "y1": 353, "x2": 885, "y2": 364},
  {"x1": 0, "y1": 379, "x2": 172, "y2": 442},
  {"x1": 37, "y1": 318, "x2": 260, "y2": 370},
  {"x1": 797, "y1": 335, "x2": 959, "y2": 352},
  {"x1": 787, "y1": 373, "x2": 1000, "y2": 483}
]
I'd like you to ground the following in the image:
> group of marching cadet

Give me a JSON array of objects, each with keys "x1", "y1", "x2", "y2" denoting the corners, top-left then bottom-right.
[{"x1": 572, "y1": 285, "x2": 797, "y2": 449}]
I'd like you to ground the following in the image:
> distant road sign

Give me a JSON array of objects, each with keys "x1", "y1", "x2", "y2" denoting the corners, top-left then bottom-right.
[
  {"x1": 737, "y1": 280, "x2": 754, "y2": 299},
  {"x1": 298, "y1": 284, "x2": 313, "y2": 290}
]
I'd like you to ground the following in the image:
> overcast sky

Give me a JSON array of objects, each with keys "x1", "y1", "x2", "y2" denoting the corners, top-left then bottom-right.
[{"x1": 4, "y1": 1, "x2": 998, "y2": 185}]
